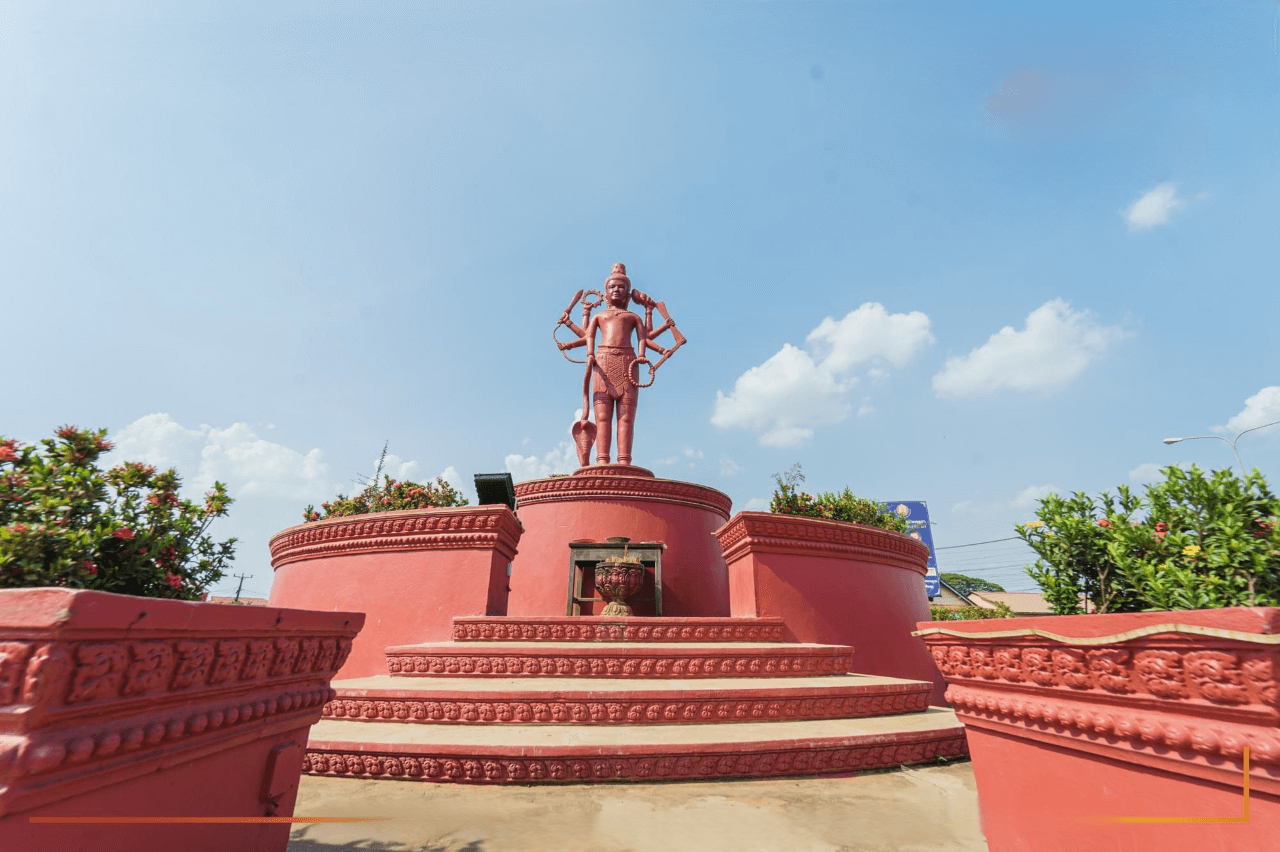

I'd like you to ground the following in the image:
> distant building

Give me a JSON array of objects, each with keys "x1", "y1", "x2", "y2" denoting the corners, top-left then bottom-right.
[
  {"x1": 928, "y1": 579, "x2": 975, "y2": 609},
  {"x1": 967, "y1": 591, "x2": 1095, "y2": 616},
  {"x1": 203, "y1": 595, "x2": 269, "y2": 606}
]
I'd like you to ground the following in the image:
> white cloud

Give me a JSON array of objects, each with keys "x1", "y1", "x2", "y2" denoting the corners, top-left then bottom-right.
[
  {"x1": 655, "y1": 455, "x2": 678, "y2": 467},
  {"x1": 867, "y1": 367, "x2": 889, "y2": 384},
  {"x1": 684, "y1": 447, "x2": 703, "y2": 460},
  {"x1": 857, "y1": 397, "x2": 875, "y2": 418},
  {"x1": 951, "y1": 500, "x2": 972, "y2": 513},
  {"x1": 1129, "y1": 462, "x2": 1191, "y2": 485},
  {"x1": 1012, "y1": 484, "x2": 1059, "y2": 510},
  {"x1": 806, "y1": 303, "x2": 935, "y2": 373},
  {"x1": 372, "y1": 453, "x2": 419, "y2": 482},
  {"x1": 719, "y1": 457, "x2": 741, "y2": 477},
  {"x1": 743, "y1": 497, "x2": 770, "y2": 511},
  {"x1": 504, "y1": 441, "x2": 578, "y2": 482},
  {"x1": 1219, "y1": 386, "x2": 1280, "y2": 435},
  {"x1": 1123, "y1": 182, "x2": 1186, "y2": 232},
  {"x1": 932, "y1": 300, "x2": 1125, "y2": 399},
  {"x1": 108, "y1": 413, "x2": 331, "y2": 500},
  {"x1": 436, "y1": 465, "x2": 478, "y2": 504},
  {"x1": 712, "y1": 303, "x2": 933, "y2": 446}
]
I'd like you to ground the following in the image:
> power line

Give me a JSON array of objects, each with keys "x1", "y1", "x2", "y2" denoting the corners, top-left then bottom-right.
[{"x1": 935, "y1": 536, "x2": 1022, "y2": 550}]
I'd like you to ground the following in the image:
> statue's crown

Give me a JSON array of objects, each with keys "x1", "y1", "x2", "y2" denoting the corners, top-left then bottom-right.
[{"x1": 606, "y1": 263, "x2": 630, "y2": 286}]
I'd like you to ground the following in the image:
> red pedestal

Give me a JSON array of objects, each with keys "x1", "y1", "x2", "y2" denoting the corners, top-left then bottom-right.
[
  {"x1": 508, "y1": 466, "x2": 732, "y2": 618},
  {"x1": 268, "y1": 506, "x2": 522, "y2": 679},
  {"x1": 917, "y1": 608, "x2": 1280, "y2": 852},
  {"x1": 716, "y1": 512, "x2": 946, "y2": 705},
  {"x1": 0, "y1": 588, "x2": 362, "y2": 852}
]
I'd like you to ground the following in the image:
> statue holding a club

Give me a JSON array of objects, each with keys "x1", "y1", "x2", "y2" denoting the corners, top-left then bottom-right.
[{"x1": 554, "y1": 263, "x2": 686, "y2": 467}]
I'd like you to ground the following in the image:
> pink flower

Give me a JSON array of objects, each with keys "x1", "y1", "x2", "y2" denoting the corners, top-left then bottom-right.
[
  {"x1": 1097, "y1": 519, "x2": 1111, "y2": 527},
  {"x1": 56, "y1": 425, "x2": 79, "y2": 439},
  {"x1": 0, "y1": 446, "x2": 16, "y2": 463},
  {"x1": 112, "y1": 528, "x2": 134, "y2": 540},
  {"x1": 9, "y1": 523, "x2": 28, "y2": 535},
  {"x1": 165, "y1": 573, "x2": 183, "y2": 589},
  {"x1": 82, "y1": 561, "x2": 98, "y2": 576}
]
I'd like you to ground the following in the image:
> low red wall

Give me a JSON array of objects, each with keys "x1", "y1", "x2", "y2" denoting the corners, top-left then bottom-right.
[
  {"x1": 507, "y1": 466, "x2": 732, "y2": 618},
  {"x1": 0, "y1": 588, "x2": 362, "y2": 852},
  {"x1": 268, "y1": 506, "x2": 522, "y2": 679},
  {"x1": 716, "y1": 512, "x2": 946, "y2": 704}
]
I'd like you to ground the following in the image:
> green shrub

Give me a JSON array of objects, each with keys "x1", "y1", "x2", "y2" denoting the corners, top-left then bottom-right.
[
  {"x1": 940, "y1": 573, "x2": 1006, "y2": 597},
  {"x1": 928, "y1": 602, "x2": 1017, "y2": 621},
  {"x1": 304, "y1": 475, "x2": 468, "y2": 522},
  {"x1": 1017, "y1": 465, "x2": 1279, "y2": 614},
  {"x1": 0, "y1": 426, "x2": 235, "y2": 599},
  {"x1": 768, "y1": 464, "x2": 909, "y2": 534}
]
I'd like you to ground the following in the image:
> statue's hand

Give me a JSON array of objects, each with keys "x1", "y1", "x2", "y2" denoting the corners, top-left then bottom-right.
[
  {"x1": 586, "y1": 354, "x2": 597, "y2": 367},
  {"x1": 558, "y1": 311, "x2": 571, "y2": 325},
  {"x1": 630, "y1": 289, "x2": 655, "y2": 308}
]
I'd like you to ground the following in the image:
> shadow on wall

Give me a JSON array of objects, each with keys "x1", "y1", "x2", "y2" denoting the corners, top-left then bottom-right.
[{"x1": 288, "y1": 831, "x2": 487, "y2": 852}]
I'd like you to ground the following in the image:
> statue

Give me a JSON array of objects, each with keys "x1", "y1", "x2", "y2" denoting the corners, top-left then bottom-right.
[{"x1": 554, "y1": 263, "x2": 686, "y2": 467}]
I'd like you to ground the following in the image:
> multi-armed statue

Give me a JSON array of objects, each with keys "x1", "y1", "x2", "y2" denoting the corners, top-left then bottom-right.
[{"x1": 554, "y1": 263, "x2": 686, "y2": 467}]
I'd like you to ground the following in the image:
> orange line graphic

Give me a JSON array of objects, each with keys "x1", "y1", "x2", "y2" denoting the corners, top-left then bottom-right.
[{"x1": 1081, "y1": 746, "x2": 1250, "y2": 824}]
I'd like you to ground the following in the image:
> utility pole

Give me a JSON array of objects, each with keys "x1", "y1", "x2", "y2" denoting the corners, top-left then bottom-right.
[{"x1": 231, "y1": 573, "x2": 251, "y2": 603}]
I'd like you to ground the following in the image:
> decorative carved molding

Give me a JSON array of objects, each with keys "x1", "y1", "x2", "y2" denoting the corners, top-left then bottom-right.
[
  {"x1": 384, "y1": 647, "x2": 854, "y2": 678},
  {"x1": 922, "y1": 638, "x2": 1279, "y2": 717},
  {"x1": 321, "y1": 690, "x2": 929, "y2": 724},
  {"x1": 269, "y1": 506, "x2": 523, "y2": 569},
  {"x1": 449, "y1": 618, "x2": 788, "y2": 643},
  {"x1": 514, "y1": 475, "x2": 732, "y2": 519},
  {"x1": 946, "y1": 683, "x2": 1280, "y2": 794},
  {"x1": 0, "y1": 634, "x2": 354, "y2": 726},
  {"x1": 714, "y1": 512, "x2": 929, "y2": 573},
  {"x1": 302, "y1": 732, "x2": 967, "y2": 784}
]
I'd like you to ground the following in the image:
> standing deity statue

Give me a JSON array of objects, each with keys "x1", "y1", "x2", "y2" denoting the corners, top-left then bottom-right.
[{"x1": 554, "y1": 263, "x2": 686, "y2": 467}]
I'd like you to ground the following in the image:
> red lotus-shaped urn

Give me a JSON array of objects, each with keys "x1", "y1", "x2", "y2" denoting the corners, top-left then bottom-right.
[{"x1": 594, "y1": 558, "x2": 646, "y2": 616}]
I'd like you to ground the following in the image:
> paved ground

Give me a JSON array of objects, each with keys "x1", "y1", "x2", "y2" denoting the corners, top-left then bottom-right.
[{"x1": 287, "y1": 760, "x2": 988, "y2": 852}]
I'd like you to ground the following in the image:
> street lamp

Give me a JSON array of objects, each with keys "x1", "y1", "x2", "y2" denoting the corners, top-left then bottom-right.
[{"x1": 1162, "y1": 419, "x2": 1280, "y2": 476}]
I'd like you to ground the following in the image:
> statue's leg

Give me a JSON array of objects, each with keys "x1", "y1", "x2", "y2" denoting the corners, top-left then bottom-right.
[
  {"x1": 616, "y1": 388, "x2": 638, "y2": 466},
  {"x1": 594, "y1": 393, "x2": 614, "y2": 464}
]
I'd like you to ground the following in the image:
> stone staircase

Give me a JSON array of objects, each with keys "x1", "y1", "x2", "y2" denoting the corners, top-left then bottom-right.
[{"x1": 302, "y1": 616, "x2": 966, "y2": 784}]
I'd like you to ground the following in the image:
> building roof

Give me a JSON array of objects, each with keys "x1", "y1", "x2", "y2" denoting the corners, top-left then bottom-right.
[
  {"x1": 204, "y1": 595, "x2": 269, "y2": 606},
  {"x1": 967, "y1": 591, "x2": 1053, "y2": 614}
]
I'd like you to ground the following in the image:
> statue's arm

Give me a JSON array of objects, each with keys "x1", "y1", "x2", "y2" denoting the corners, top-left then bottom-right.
[{"x1": 584, "y1": 316, "x2": 598, "y2": 363}]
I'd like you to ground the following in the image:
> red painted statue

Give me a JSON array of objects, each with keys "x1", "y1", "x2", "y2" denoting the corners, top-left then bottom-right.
[{"x1": 554, "y1": 263, "x2": 686, "y2": 466}]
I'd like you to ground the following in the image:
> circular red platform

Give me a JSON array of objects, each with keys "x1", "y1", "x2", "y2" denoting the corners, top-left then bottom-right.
[{"x1": 507, "y1": 466, "x2": 733, "y2": 618}]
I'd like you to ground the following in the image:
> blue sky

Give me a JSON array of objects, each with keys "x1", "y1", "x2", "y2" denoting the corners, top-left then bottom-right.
[{"x1": 4, "y1": 1, "x2": 1278, "y2": 599}]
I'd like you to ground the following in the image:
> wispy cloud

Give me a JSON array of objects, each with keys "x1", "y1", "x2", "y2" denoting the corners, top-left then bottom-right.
[
  {"x1": 504, "y1": 442, "x2": 577, "y2": 482},
  {"x1": 712, "y1": 303, "x2": 933, "y2": 446},
  {"x1": 1011, "y1": 483, "x2": 1059, "y2": 510},
  {"x1": 107, "y1": 413, "x2": 330, "y2": 500},
  {"x1": 1123, "y1": 182, "x2": 1187, "y2": 232},
  {"x1": 1218, "y1": 386, "x2": 1280, "y2": 435},
  {"x1": 933, "y1": 300, "x2": 1125, "y2": 399}
]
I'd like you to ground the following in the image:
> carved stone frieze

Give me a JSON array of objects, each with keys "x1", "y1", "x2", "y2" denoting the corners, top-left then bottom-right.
[
  {"x1": 269, "y1": 506, "x2": 524, "y2": 568},
  {"x1": 714, "y1": 512, "x2": 929, "y2": 572},
  {"x1": 301, "y1": 732, "x2": 968, "y2": 783},
  {"x1": 384, "y1": 647, "x2": 853, "y2": 678},
  {"x1": 321, "y1": 690, "x2": 928, "y2": 724},
  {"x1": 926, "y1": 639, "x2": 1279, "y2": 714},
  {"x1": 450, "y1": 618, "x2": 787, "y2": 643},
  {"x1": 513, "y1": 475, "x2": 732, "y2": 519}
]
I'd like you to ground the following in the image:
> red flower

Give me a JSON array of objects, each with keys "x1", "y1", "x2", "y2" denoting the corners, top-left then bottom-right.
[
  {"x1": 1155, "y1": 522, "x2": 1169, "y2": 532},
  {"x1": 147, "y1": 495, "x2": 162, "y2": 506},
  {"x1": 1097, "y1": 519, "x2": 1111, "y2": 527},
  {"x1": 82, "y1": 561, "x2": 98, "y2": 576},
  {"x1": 165, "y1": 573, "x2": 183, "y2": 589},
  {"x1": 9, "y1": 523, "x2": 28, "y2": 535},
  {"x1": 112, "y1": 528, "x2": 135, "y2": 540},
  {"x1": 0, "y1": 446, "x2": 16, "y2": 463},
  {"x1": 56, "y1": 425, "x2": 79, "y2": 439}
]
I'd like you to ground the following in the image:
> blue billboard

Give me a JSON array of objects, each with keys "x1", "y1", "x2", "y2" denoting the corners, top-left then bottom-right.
[{"x1": 882, "y1": 501, "x2": 939, "y2": 597}]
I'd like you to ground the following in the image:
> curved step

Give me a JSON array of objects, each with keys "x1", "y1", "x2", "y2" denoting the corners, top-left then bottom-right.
[
  {"x1": 323, "y1": 674, "x2": 932, "y2": 725},
  {"x1": 303, "y1": 709, "x2": 968, "y2": 784},
  {"x1": 450, "y1": 616, "x2": 787, "y2": 643},
  {"x1": 385, "y1": 641, "x2": 854, "y2": 679}
]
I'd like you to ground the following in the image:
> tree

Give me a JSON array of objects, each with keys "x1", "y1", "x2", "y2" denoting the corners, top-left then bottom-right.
[{"x1": 940, "y1": 572, "x2": 1006, "y2": 598}]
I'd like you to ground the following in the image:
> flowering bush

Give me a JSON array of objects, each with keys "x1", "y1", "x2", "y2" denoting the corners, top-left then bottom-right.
[
  {"x1": 303, "y1": 475, "x2": 468, "y2": 522},
  {"x1": 0, "y1": 427, "x2": 235, "y2": 599},
  {"x1": 1017, "y1": 465, "x2": 1279, "y2": 614},
  {"x1": 769, "y1": 464, "x2": 909, "y2": 534},
  {"x1": 929, "y1": 601, "x2": 1016, "y2": 621}
]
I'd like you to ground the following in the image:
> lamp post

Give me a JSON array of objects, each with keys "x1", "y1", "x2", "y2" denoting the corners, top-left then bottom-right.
[{"x1": 1162, "y1": 419, "x2": 1280, "y2": 476}]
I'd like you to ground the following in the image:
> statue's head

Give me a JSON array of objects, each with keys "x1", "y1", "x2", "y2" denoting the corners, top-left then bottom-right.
[{"x1": 605, "y1": 263, "x2": 630, "y2": 306}]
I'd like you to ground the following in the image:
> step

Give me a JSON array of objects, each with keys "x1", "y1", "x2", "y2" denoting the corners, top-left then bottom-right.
[
  {"x1": 323, "y1": 674, "x2": 932, "y2": 724},
  {"x1": 385, "y1": 641, "x2": 855, "y2": 679},
  {"x1": 450, "y1": 616, "x2": 787, "y2": 643},
  {"x1": 302, "y1": 708, "x2": 968, "y2": 783}
]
